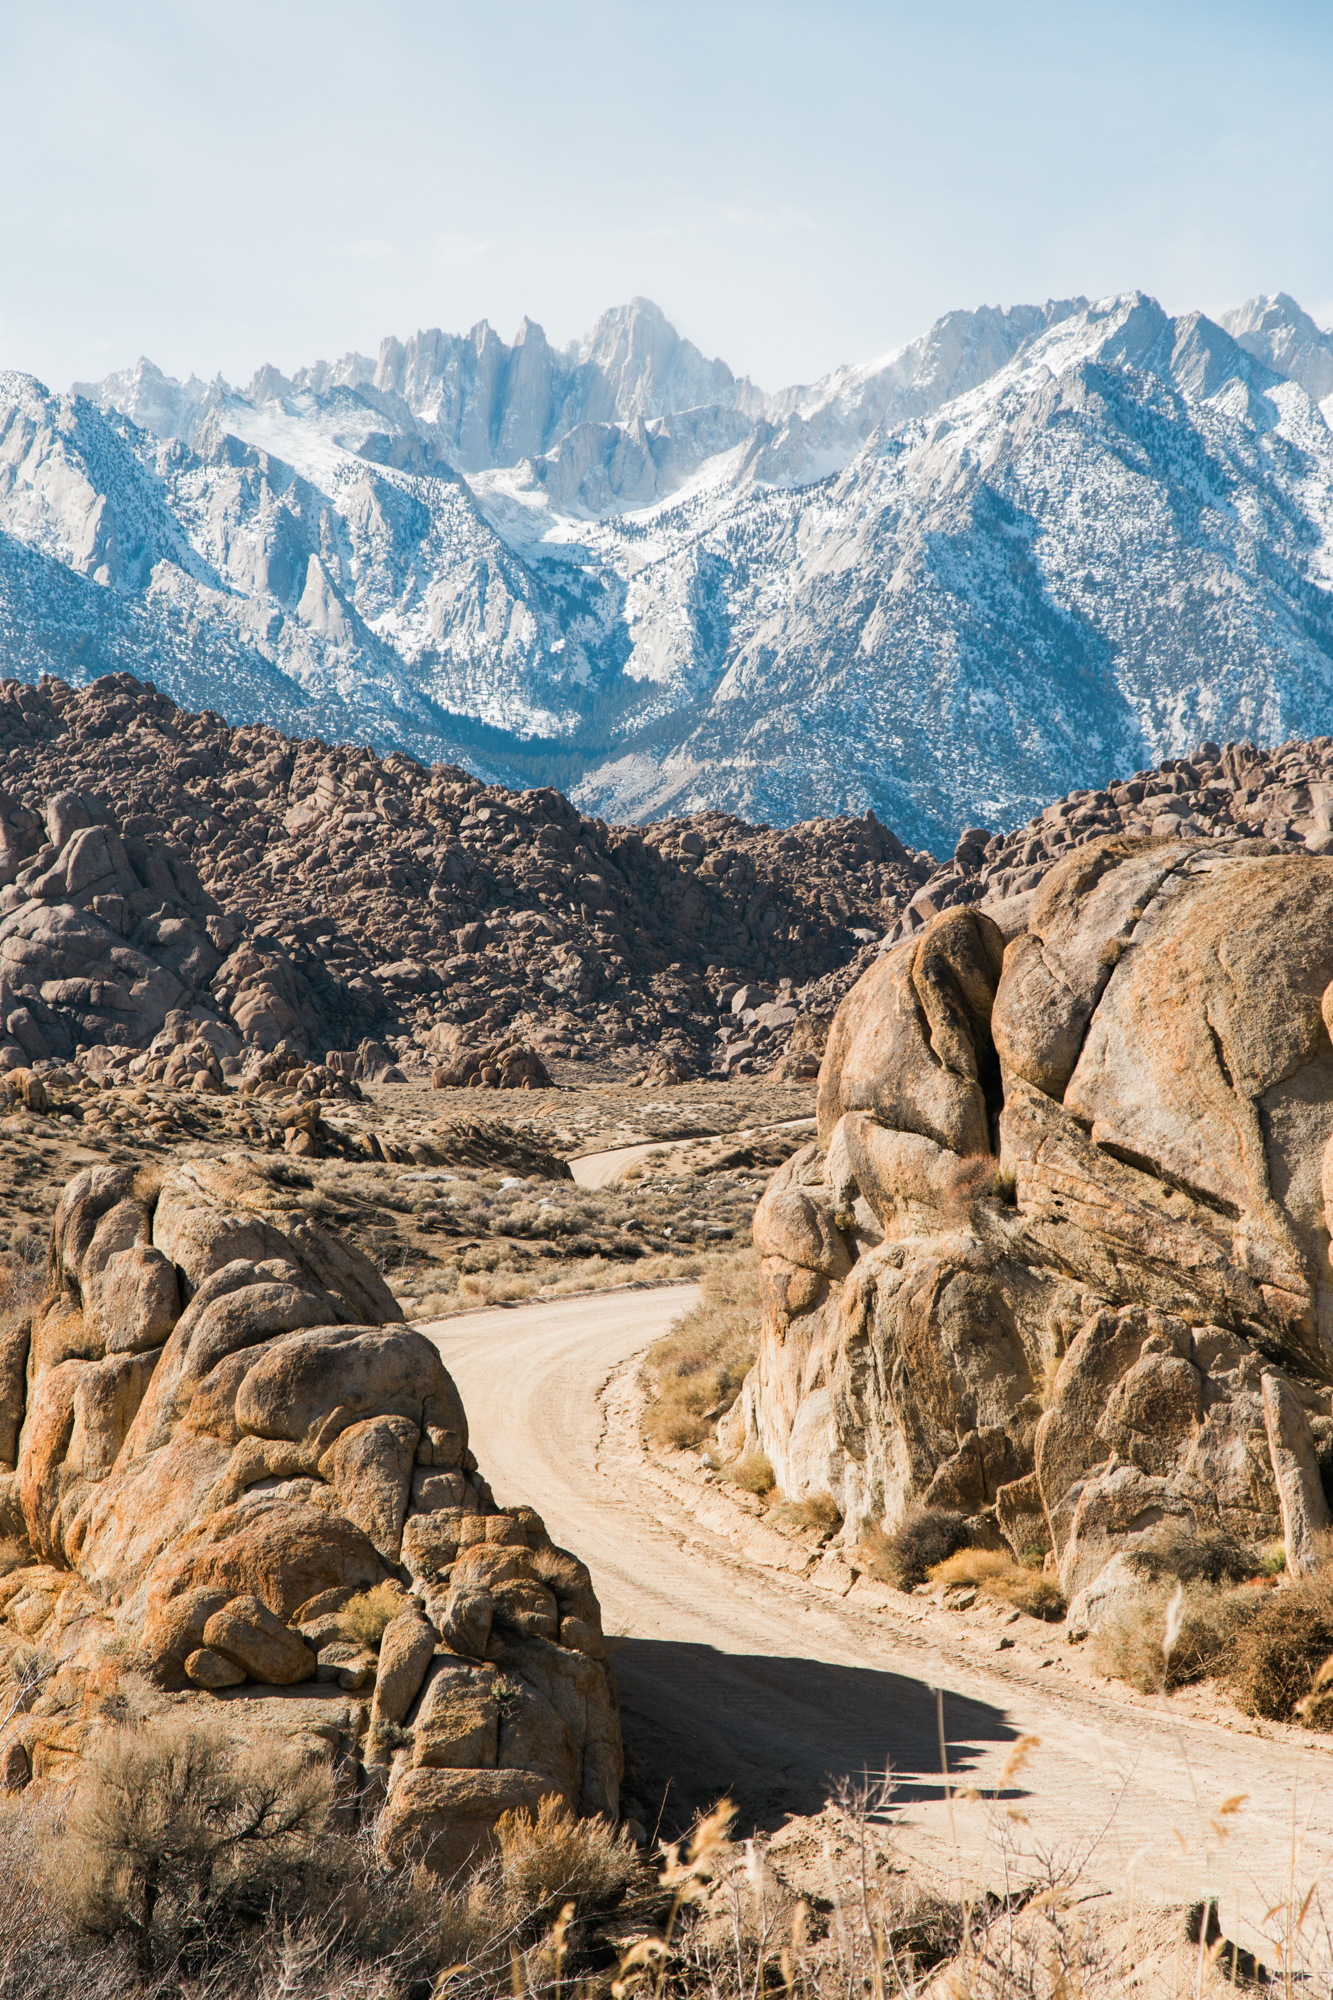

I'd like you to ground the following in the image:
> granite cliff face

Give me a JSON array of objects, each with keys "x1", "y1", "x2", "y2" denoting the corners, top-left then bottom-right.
[
  {"x1": 729, "y1": 838, "x2": 1333, "y2": 1606},
  {"x1": 0, "y1": 1157, "x2": 620, "y2": 1872},
  {"x1": 3, "y1": 291, "x2": 1330, "y2": 847}
]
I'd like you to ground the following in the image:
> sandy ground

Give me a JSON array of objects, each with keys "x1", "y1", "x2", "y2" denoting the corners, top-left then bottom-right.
[{"x1": 422, "y1": 1287, "x2": 1333, "y2": 1961}]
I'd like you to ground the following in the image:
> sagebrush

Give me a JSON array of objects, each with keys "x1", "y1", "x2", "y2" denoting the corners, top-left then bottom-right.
[
  {"x1": 0, "y1": 1722, "x2": 644, "y2": 2000},
  {"x1": 861, "y1": 1507, "x2": 969, "y2": 1591}
]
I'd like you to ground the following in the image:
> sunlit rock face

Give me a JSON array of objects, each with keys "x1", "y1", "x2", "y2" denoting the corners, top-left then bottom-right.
[
  {"x1": 0, "y1": 1155, "x2": 620, "y2": 1872},
  {"x1": 729, "y1": 837, "x2": 1333, "y2": 1598}
]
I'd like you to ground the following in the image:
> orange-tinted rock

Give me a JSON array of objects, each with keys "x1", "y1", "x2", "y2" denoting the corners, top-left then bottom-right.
[
  {"x1": 0, "y1": 1154, "x2": 622, "y2": 1869},
  {"x1": 739, "y1": 841, "x2": 1333, "y2": 1616}
]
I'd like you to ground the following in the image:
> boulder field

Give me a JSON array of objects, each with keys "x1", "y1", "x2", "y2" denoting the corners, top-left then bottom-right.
[
  {"x1": 727, "y1": 836, "x2": 1333, "y2": 1607},
  {"x1": 0, "y1": 671, "x2": 927, "y2": 1082},
  {"x1": 0, "y1": 1156, "x2": 620, "y2": 1873},
  {"x1": 9, "y1": 671, "x2": 1333, "y2": 1090}
]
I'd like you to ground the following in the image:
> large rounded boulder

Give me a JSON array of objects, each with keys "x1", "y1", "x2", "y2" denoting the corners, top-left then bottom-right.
[
  {"x1": 0, "y1": 1153, "x2": 620, "y2": 1869},
  {"x1": 731, "y1": 838, "x2": 1333, "y2": 1600}
]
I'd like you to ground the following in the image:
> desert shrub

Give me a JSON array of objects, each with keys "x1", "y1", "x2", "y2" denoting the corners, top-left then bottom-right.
[
  {"x1": 928, "y1": 1547, "x2": 1065, "y2": 1620},
  {"x1": 492, "y1": 1795, "x2": 639, "y2": 1932},
  {"x1": 339, "y1": 1582, "x2": 404, "y2": 1648},
  {"x1": 1226, "y1": 1566, "x2": 1333, "y2": 1720},
  {"x1": 1123, "y1": 1523, "x2": 1259, "y2": 1588},
  {"x1": 727, "y1": 1450, "x2": 775, "y2": 1497},
  {"x1": 643, "y1": 1249, "x2": 759, "y2": 1449},
  {"x1": 768, "y1": 1491, "x2": 843, "y2": 1536},
  {"x1": 0, "y1": 1242, "x2": 43, "y2": 1336},
  {"x1": 862, "y1": 1508, "x2": 968, "y2": 1591},
  {"x1": 58, "y1": 1719, "x2": 331, "y2": 1972},
  {"x1": 1091, "y1": 1579, "x2": 1261, "y2": 1693},
  {"x1": 0, "y1": 1727, "x2": 640, "y2": 2000}
]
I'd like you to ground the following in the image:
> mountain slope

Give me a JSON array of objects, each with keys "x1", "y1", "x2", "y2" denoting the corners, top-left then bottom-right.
[
  {"x1": 6, "y1": 288, "x2": 1333, "y2": 850},
  {"x1": 575, "y1": 295, "x2": 1333, "y2": 840}
]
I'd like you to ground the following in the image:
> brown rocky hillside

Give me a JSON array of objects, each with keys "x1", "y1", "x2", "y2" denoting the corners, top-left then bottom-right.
[
  {"x1": 1, "y1": 670, "x2": 1331, "y2": 1090},
  {"x1": 0, "y1": 672, "x2": 928, "y2": 1082}
]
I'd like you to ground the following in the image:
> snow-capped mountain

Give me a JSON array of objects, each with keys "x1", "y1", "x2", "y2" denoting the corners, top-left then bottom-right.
[
  {"x1": 3, "y1": 287, "x2": 1332, "y2": 851},
  {"x1": 1220, "y1": 293, "x2": 1333, "y2": 418}
]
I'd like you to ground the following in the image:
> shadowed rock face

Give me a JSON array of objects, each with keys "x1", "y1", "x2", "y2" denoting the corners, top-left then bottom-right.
[
  {"x1": 0, "y1": 1157, "x2": 620, "y2": 1871},
  {"x1": 732, "y1": 838, "x2": 1333, "y2": 1598}
]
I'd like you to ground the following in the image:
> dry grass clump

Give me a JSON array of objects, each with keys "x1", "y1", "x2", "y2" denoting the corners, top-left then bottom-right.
[
  {"x1": 338, "y1": 1582, "x2": 404, "y2": 1648},
  {"x1": 1091, "y1": 1581, "x2": 1258, "y2": 1694},
  {"x1": 1085, "y1": 1531, "x2": 1279, "y2": 1698},
  {"x1": 1126, "y1": 1523, "x2": 1259, "y2": 1589},
  {"x1": 928, "y1": 1548, "x2": 1065, "y2": 1621},
  {"x1": 643, "y1": 1249, "x2": 760, "y2": 1449},
  {"x1": 727, "y1": 1450, "x2": 775, "y2": 1497},
  {"x1": 768, "y1": 1491, "x2": 843, "y2": 1536},
  {"x1": 1224, "y1": 1563, "x2": 1333, "y2": 1720},
  {"x1": 492, "y1": 1795, "x2": 639, "y2": 1931},
  {"x1": 0, "y1": 1240, "x2": 44, "y2": 1334},
  {"x1": 860, "y1": 1507, "x2": 969, "y2": 1591}
]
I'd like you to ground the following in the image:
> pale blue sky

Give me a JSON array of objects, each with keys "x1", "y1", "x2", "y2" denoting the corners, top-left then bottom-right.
[{"x1": 3, "y1": 0, "x2": 1331, "y2": 394}]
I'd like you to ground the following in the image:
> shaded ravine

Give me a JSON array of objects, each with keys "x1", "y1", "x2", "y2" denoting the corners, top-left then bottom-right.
[{"x1": 421, "y1": 1287, "x2": 1333, "y2": 1950}]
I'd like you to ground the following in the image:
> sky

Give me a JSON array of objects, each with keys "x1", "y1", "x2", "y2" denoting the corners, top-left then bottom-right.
[{"x1": 2, "y1": 0, "x2": 1332, "y2": 397}]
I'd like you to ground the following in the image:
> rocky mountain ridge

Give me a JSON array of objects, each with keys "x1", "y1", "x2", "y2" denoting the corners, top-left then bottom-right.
[
  {"x1": 3, "y1": 290, "x2": 1331, "y2": 847},
  {"x1": 0, "y1": 673, "x2": 929, "y2": 1084},
  {"x1": 3, "y1": 673, "x2": 1333, "y2": 1097}
]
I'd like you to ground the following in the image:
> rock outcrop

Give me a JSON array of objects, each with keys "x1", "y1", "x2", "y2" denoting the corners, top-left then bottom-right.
[
  {"x1": 729, "y1": 838, "x2": 1333, "y2": 1604},
  {"x1": 8, "y1": 674, "x2": 1333, "y2": 1091},
  {"x1": 0, "y1": 1157, "x2": 620, "y2": 1870},
  {"x1": 887, "y1": 736, "x2": 1333, "y2": 943}
]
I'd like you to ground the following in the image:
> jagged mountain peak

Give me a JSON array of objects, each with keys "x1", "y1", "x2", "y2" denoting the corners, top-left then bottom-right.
[
  {"x1": 71, "y1": 355, "x2": 220, "y2": 441},
  {"x1": 6, "y1": 285, "x2": 1333, "y2": 852},
  {"x1": 1220, "y1": 290, "x2": 1333, "y2": 412}
]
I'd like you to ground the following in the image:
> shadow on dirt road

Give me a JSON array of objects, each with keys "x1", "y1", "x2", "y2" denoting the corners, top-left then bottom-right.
[{"x1": 614, "y1": 1637, "x2": 1017, "y2": 1838}]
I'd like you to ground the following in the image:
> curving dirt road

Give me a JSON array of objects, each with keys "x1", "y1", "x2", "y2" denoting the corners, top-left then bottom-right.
[{"x1": 422, "y1": 1286, "x2": 1333, "y2": 1950}]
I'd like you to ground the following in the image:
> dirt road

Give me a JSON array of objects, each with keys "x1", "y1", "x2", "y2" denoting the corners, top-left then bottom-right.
[{"x1": 423, "y1": 1287, "x2": 1333, "y2": 1949}]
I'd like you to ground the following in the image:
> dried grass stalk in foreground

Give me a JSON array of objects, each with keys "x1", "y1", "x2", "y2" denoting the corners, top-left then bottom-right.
[
  {"x1": 3, "y1": 1727, "x2": 1332, "y2": 1998},
  {"x1": 608, "y1": 1750, "x2": 1333, "y2": 2000}
]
